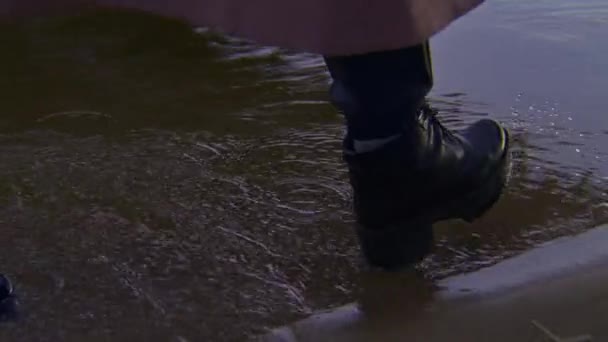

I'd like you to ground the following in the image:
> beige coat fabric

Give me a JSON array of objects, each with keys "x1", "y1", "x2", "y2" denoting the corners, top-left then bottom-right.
[{"x1": 2, "y1": 0, "x2": 484, "y2": 55}]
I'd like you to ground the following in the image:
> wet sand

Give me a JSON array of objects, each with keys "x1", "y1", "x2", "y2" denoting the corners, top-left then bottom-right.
[{"x1": 265, "y1": 224, "x2": 608, "y2": 341}]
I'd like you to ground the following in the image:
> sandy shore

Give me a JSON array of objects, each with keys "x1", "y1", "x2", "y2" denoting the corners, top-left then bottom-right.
[{"x1": 263, "y1": 224, "x2": 608, "y2": 341}]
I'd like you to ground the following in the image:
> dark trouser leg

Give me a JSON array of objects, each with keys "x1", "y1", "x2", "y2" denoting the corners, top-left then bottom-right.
[
  {"x1": 324, "y1": 43, "x2": 433, "y2": 147},
  {"x1": 324, "y1": 43, "x2": 435, "y2": 269},
  {"x1": 324, "y1": 43, "x2": 510, "y2": 270}
]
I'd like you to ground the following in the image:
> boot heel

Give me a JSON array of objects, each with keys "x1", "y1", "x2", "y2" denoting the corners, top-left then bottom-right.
[{"x1": 356, "y1": 220, "x2": 434, "y2": 271}]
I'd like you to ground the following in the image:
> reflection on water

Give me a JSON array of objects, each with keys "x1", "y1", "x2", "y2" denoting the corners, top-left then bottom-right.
[
  {"x1": 0, "y1": 7, "x2": 606, "y2": 341},
  {"x1": 494, "y1": 0, "x2": 608, "y2": 41}
]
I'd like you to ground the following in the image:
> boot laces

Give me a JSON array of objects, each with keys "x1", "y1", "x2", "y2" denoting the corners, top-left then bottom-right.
[{"x1": 420, "y1": 103, "x2": 460, "y2": 144}]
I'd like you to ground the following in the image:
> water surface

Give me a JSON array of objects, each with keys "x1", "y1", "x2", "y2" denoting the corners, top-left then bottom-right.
[{"x1": 0, "y1": 2, "x2": 606, "y2": 341}]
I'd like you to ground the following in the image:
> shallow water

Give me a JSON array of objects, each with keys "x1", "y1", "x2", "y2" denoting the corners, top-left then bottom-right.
[{"x1": 0, "y1": 2, "x2": 606, "y2": 341}]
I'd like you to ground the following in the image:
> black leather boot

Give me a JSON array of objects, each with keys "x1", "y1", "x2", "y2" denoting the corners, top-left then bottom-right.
[
  {"x1": 344, "y1": 104, "x2": 510, "y2": 270},
  {"x1": 325, "y1": 43, "x2": 510, "y2": 270}
]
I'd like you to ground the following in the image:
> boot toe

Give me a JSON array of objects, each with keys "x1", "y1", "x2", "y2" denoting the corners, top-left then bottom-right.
[{"x1": 464, "y1": 119, "x2": 509, "y2": 160}]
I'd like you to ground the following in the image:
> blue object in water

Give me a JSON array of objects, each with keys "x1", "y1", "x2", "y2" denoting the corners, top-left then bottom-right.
[{"x1": 0, "y1": 274, "x2": 18, "y2": 322}]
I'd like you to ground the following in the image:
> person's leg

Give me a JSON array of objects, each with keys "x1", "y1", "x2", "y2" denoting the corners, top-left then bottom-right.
[
  {"x1": 325, "y1": 43, "x2": 434, "y2": 145},
  {"x1": 324, "y1": 42, "x2": 510, "y2": 270}
]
